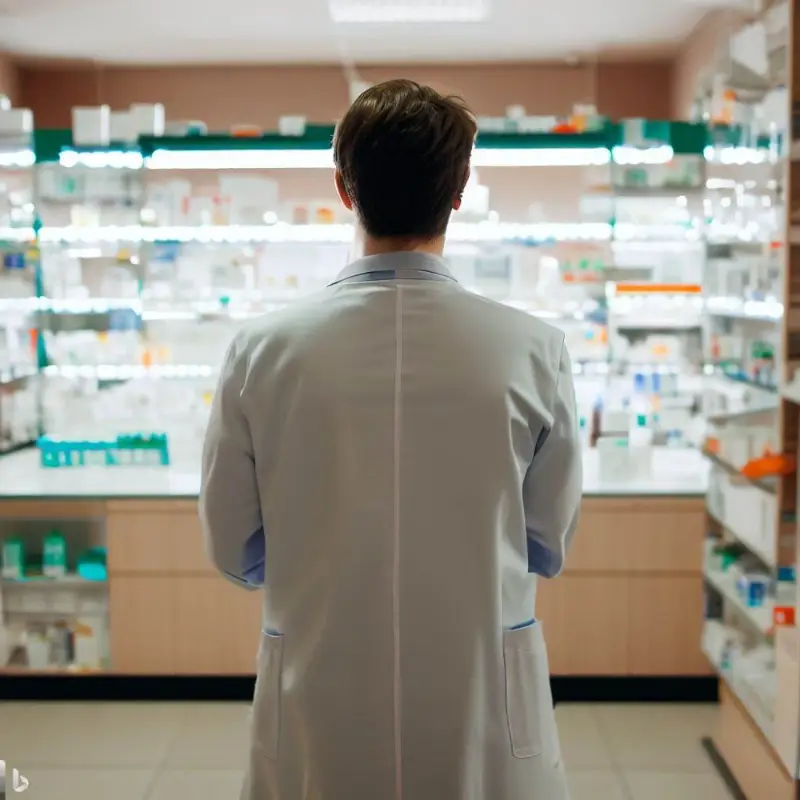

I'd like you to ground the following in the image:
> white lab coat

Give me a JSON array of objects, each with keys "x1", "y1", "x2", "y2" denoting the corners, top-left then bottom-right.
[{"x1": 200, "y1": 251, "x2": 582, "y2": 800}]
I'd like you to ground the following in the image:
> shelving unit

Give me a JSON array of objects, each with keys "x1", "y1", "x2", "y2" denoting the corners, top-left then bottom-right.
[
  {"x1": 697, "y1": 2, "x2": 800, "y2": 796},
  {"x1": 8, "y1": 119, "x2": 721, "y2": 468},
  {"x1": 0, "y1": 126, "x2": 41, "y2": 456},
  {"x1": 0, "y1": 110, "x2": 781, "y2": 700}
]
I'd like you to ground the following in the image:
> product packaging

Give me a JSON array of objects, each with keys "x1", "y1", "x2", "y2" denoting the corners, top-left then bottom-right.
[
  {"x1": 1, "y1": 538, "x2": 25, "y2": 580},
  {"x1": 43, "y1": 531, "x2": 67, "y2": 577}
]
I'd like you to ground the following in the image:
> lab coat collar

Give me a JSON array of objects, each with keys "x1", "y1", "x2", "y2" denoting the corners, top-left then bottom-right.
[{"x1": 330, "y1": 251, "x2": 457, "y2": 286}]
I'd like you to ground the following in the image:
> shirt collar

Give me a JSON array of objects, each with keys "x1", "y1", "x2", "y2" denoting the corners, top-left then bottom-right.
[{"x1": 329, "y1": 251, "x2": 457, "y2": 286}]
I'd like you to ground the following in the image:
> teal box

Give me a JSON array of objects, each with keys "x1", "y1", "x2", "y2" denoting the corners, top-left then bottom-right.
[{"x1": 1, "y1": 538, "x2": 25, "y2": 580}]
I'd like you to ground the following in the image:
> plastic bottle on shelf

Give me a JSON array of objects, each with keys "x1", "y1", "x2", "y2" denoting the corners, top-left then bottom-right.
[
  {"x1": 629, "y1": 414, "x2": 653, "y2": 476},
  {"x1": 630, "y1": 372, "x2": 650, "y2": 415}
]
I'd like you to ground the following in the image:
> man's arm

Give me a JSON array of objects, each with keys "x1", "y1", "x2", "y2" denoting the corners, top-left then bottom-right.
[
  {"x1": 523, "y1": 339, "x2": 582, "y2": 578},
  {"x1": 199, "y1": 334, "x2": 264, "y2": 590}
]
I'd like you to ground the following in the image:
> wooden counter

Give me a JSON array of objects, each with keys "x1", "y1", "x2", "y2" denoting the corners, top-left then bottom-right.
[{"x1": 0, "y1": 494, "x2": 710, "y2": 677}]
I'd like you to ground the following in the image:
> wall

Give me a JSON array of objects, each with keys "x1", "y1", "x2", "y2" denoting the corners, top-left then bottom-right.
[
  {"x1": 16, "y1": 60, "x2": 674, "y2": 129},
  {"x1": 0, "y1": 54, "x2": 19, "y2": 104}
]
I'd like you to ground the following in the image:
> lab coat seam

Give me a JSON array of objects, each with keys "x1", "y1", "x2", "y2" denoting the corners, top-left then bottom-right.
[{"x1": 393, "y1": 285, "x2": 404, "y2": 800}]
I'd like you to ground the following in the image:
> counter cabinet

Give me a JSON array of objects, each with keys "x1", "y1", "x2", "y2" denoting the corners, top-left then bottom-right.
[{"x1": 0, "y1": 494, "x2": 709, "y2": 678}]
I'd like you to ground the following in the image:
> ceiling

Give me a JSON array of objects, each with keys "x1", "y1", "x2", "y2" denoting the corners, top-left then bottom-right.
[{"x1": 0, "y1": 0, "x2": 709, "y2": 64}]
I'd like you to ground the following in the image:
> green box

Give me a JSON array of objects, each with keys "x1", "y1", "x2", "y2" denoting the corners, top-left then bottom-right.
[
  {"x1": 1, "y1": 538, "x2": 25, "y2": 580},
  {"x1": 43, "y1": 531, "x2": 67, "y2": 577}
]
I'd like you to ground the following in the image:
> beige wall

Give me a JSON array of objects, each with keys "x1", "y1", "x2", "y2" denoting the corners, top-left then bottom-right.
[
  {"x1": 16, "y1": 60, "x2": 674, "y2": 129},
  {"x1": 0, "y1": 54, "x2": 19, "y2": 104}
]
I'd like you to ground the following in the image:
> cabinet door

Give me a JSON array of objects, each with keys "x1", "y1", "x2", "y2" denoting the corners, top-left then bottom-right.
[
  {"x1": 536, "y1": 576, "x2": 629, "y2": 675},
  {"x1": 172, "y1": 577, "x2": 262, "y2": 675},
  {"x1": 628, "y1": 576, "x2": 711, "y2": 676},
  {"x1": 107, "y1": 501, "x2": 213, "y2": 575},
  {"x1": 571, "y1": 499, "x2": 706, "y2": 573},
  {"x1": 109, "y1": 577, "x2": 175, "y2": 674}
]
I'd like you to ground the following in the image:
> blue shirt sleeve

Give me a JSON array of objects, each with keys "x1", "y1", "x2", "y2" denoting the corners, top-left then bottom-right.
[{"x1": 224, "y1": 527, "x2": 265, "y2": 587}]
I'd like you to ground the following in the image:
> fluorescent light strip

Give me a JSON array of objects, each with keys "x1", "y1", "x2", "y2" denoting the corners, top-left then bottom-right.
[
  {"x1": 473, "y1": 147, "x2": 610, "y2": 167},
  {"x1": 47, "y1": 143, "x2": 767, "y2": 172},
  {"x1": 146, "y1": 148, "x2": 335, "y2": 170},
  {"x1": 706, "y1": 296, "x2": 783, "y2": 320},
  {"x1": 6, "y1": 222, "x2": 709, "y2": 245},
  {"x1": 0, "y1": 149, "x2": 35, "y2": 168},
  {"x1": 26, "y1": 222, "x2": 614, "y2": 245},
  {"x1": 0, "y1": 227, "x2": 35, "y2": 242},
  {"x1": 612, "y1": 145, "x2": 673, "y2": 165},
  {"x1": 703, "y1": 146, "x2": 769, "y2": 165},
  {"x1": 149, "y1": 147, "x2": 613, "y2": 170},
  {"x1": 44, "y1": 364, "x2": 215, "y2": 380},
  {"x1": 0, "y1": 297, "x2": 142, "y2": 314},
  {"x1": 328, "y1": 0, "x2": 488, "y2": 22},
  {"x1": 59, "y1": 150, "x2": 144, "y2": 169}
]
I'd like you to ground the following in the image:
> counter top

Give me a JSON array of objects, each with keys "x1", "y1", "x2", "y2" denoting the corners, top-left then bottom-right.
[{"x1": 0, "y1": 447, "x2": 708, "y2": 500}]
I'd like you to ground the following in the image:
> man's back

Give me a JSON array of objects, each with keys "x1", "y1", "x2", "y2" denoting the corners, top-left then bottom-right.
[
  {"x1": 203, "y1": 252, "x2": 579, "y2": 800},
  {"x1": 200, "y1": 79, "x2": 581, "y2": 800}
]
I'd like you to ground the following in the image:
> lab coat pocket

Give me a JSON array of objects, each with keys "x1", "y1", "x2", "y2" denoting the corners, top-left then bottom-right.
[
  {"x1": 503, "y1": 619, "x2": 555, "y2": 759},
  {"x1": 251, "y1": 630, "x2": 284, "y2": 760}
]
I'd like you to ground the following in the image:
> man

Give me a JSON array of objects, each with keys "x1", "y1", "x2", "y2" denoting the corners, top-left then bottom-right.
[{"x1": 200, "y1": 79, "x2": 582, "y2": 800}]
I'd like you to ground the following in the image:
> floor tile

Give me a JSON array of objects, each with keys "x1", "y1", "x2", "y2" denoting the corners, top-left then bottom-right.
[
  {"x1": 3, "y1": 702, "x2": 185, "y2": 767},
  {"x1": 567, "y1": 770, "x2": 630, "y2": 800},
  {"x1": 162, "y1": 703, "x2": 250, "y2": 769},
  {"x1": 15, "y1": 768, "x2": 153, "y2": 800},
  {"x1": 624, "y1": 770, "x2": 734, "y2": 800},
  {"x1": 555, "y1": 704, "x2": 615, "y2": 769},
  {"x1": 147, "y1": 769, "x2": 244, "y2": 800},
  {"x1": 594, "y1": 704, "x2": 718, "y2": 772}
]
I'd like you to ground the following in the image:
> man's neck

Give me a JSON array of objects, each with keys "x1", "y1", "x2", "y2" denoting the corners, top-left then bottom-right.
[{"x1": 357, "y1": 231, "x2": 446, "y2": 259}]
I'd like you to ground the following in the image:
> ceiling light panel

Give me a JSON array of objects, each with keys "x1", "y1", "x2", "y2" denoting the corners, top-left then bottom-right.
[{"x1": 328, "y1": 0, "x2": 489, "y2": 23}]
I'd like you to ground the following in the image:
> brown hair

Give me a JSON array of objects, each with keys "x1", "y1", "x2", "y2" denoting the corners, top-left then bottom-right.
[{"x1": 333, "y1": 79, "x2": 476, "y2": 240}]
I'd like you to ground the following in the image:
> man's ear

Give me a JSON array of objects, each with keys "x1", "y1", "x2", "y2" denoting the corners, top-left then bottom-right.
[
  {"x1": 453, "y1": 165, "x2": 470, "y2": 210},
  {"x1": 334, "y1": 170, "x2": 353, "y2": 211}
]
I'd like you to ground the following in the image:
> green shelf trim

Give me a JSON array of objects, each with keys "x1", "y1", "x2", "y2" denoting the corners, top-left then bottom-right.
[
  {"x1": 707, "y1": 123, "x2": 780, "y2": 151},
  {"x1": 31, "y1": 120, "x2": 766, "y2": 162},
  {"x1": 140, "y1": 124, "x2": 336, "y2": 155},
  {"x1": 475, "y1": 128, "x2": 611, "y2": 149}
]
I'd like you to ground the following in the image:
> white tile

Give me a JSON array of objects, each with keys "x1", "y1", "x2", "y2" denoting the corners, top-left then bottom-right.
[
  {"x1": 14, "y1": 767, "x2": 153, "y2": 800},
  {"x1": 594, "y1": 704, "x2": 719, "y2": 771},
  {"x1": 567, "y1": 770, "x2": 630, "y2": 800},
  {"x1": 624, "y1": 770, "x2": 734, "y2": 800},
  {"x1": 163, "y1": 703, "x2": 251, "y2": 769},
  {"x1": 6, "y1": 702, "x2": 185, "y2": 767},
  {"x1": 148, "y1": 769, "x2": 244, "y2": 800},
  {"x1": 555, "y1": 705, "x2": 615, "y2": 769}
]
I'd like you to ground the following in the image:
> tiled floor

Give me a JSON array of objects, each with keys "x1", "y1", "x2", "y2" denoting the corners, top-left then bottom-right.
[{"x1": 0, "y1": 701, "x2": 732, "y2": 799}]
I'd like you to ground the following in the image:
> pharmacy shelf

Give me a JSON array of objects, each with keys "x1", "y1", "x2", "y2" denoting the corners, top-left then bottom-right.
[
  {"x1": 702, "y1": 448, "x2": 777, "y2": 495},
  {"x1": 1, "y1": 222, "x2": 615, "y2": 245},
  {"x1": 704, "y1": 566, "x2": 774, "y2": 635},
  {"x1": 0, "y1": 149, "x2": 35, "y2": 169},
  {"x1": 706, "y1": 296, "x2": 784, "y2": 322},
  {"x1": 0, "y1": 446, "x2": 708, "y2": 500},
  {"x1": 34, "y1": 120, "x2": 757, "y2": 167},
  {"x1": 42, "y1": 364, "x2": 216, "y2": 380},
  {"x1": 702, "y1": 642, "x2": 775, "y2": 745},
  {"x1": 708, "y1": 371, "x2": 778, "y2": 394},
  {"x1": 1, "y1": 575, "x2": 105, "y2": 587},
  {"x1": 707, "y1": 505, "x2": 776, "y2": 568},
  {"x1": 782, "y1": 382, "x2": 800, "y2": 405}
]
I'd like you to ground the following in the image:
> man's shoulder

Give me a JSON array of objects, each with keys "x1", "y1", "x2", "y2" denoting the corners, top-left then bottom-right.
[
  {"x1": 461, "y1": 292, "x2": 566, "y2": 349},
  {"x1": 233, "y1": 290, "x2": 334, "y2": 350}
]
